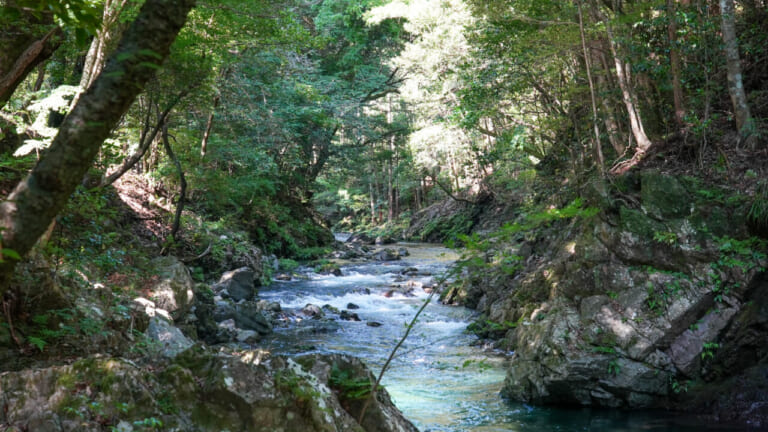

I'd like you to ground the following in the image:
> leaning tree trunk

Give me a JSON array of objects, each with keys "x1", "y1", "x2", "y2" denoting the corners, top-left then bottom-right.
[
  {"x1": 0, "y1": 23, "x2": 62, "y2": 109},
  {"x1": 719, "y1": 0, "x2": 756, "y2": 148},
  {"x1": 98, "y1": 89, "x2": 189, "y2": 188},
  {"x1": 0, "y1": 0, "x2": 196, "y2": 291}
]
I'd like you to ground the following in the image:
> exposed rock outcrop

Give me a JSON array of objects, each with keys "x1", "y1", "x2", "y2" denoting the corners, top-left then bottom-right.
[
  {"x1": 0, "y1": 348, "x2": 417, "y2": 432},
  {"x1": 459, "y1": 173, "x2": 768, "y2": 422}
]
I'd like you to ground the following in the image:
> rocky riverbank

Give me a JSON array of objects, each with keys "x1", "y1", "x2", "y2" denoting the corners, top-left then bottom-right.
[
  {"x1": 450, "y1": 171, "x2": 768, "y2": 427},
  {"x1": 0, "y1": 234, "x2": 420, "y2": 431}
]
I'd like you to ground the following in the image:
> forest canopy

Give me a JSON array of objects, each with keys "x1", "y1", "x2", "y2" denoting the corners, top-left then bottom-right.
[{"x1": 1, "y1": 0, "x2": 766, "y2": 286}]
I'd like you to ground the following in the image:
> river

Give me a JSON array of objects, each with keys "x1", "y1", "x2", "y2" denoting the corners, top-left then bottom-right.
[{"x1": 260, "y1": 242, "x2": 742, "y2": 432}]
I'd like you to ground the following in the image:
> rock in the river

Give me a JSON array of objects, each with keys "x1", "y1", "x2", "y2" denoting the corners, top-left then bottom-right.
[
  {"x1": 149, "y1": 256, "x2": 194, "y2": 318},
  {"x1": 322, "y1": 304, "x2": 341, "y2": 314},
  {"x1": 257, "y1": 299, "x2": 282, "y2": 313},
  {"x1": 340, "y1": 310, "x2": 361, "y2": 321},
  {"x1": 347, "y1": 232, "x2": 375, "y2": 245},
  {"x1": 298, "y1": 354, "x2": 419, "y2": 432},
  {"x1": 367, "y1": 321, "x2": 383, "y2": 327},
  {"x1": 375, "y1": 235, "x2": 396, "y2": 245},
  {"x1": 302, "y1": 303, "x2": 324, "y2": 319},
  {"x1": 213, "y1": 267, "x2": 257, "y2": 302},
  {"x1": 374, "y1": 248, "x2": 400, "y2": 261},
  {"x1": 347, "y1": 302, "x2": 360, "y2": 310},
  {"x1": 234, "y1": 301, "x2": 273, "y2": 335}
]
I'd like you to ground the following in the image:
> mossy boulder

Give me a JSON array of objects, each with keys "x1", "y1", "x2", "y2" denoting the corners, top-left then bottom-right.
[{"x1": 641, "y1": 171, "x2": 692, "y2": 219}]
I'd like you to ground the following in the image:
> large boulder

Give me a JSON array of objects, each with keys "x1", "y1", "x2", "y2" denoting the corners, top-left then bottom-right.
[
  {"x1": 640, "y1": 171, "x2": 692, "y2": 219},
  {"x1": 191, "y1": 283, "x2": 222, "y2": 344},
  {"x1": 144, "y1": 316, "x2": 194, "y2": 358},
  {"x1": 149, "y1": 256, "x2": 195, "y2": 318},
  {"x1": 373, "y1": 248, "x2": 400, "y2": 262},
  {"x1": 233, "y1": 301, "x2": 273, "y2": 335},
  {"x1": 347, "y1": 232, "x2": 375, "y2": 245},
  {"x1": 213, "y1": 267, "x2": 257, "y2": 302}
]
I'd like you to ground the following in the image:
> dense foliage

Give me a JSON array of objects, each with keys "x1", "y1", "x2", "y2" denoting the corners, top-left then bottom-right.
[{"x1": 1, "y1": 0, "x2": 766, "y2": 282}]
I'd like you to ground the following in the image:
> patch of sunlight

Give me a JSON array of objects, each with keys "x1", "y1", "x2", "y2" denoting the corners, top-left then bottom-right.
[
  {"x1": 565, "y1": 241, "x2": 576, "y2": 255},
  {"x1": 598, "y1": 305, "x2": 634, "y2": 340}
]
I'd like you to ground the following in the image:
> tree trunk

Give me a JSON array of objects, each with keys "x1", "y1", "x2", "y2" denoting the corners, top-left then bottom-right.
[
  {"x1": 578, "y1": 0, "x2": 604, "y2": 175},
  {"x1": 595, "y1": 2, "x2": 653, "y2": 154},
  {"x1": 99, "y1": 89, "x2": 188, "y2": 188},
  {"x1": 33, "y1": 64, "x2": 46, "y2": 92},
  {"x1": 369, "y1": 177, "x2": 376, "y2": 223},
  {"x1": 668, "y1": 0, "x2": 686, "y2": 128},
  {"x1": 0, "y1": 0, "x2": 196, "y2": 290},
  {"x1": 200, "y1": 94, "x2": 220, "y2": 157},
  {"x1": 80, "y1": 0, "x2": 130, "y2": 90},
  {"x1": 719, "y1": 0, "x2": 756, "y2": 148},
  {"x1": 596, "y1": 50, "x2": 626, "y2": 155},
  {"x1": 161, "y1": 122, "x2": 186, "y2": 248},
  {"x1": 0, "y1": 27, "x2": 62, "y2": 109}
]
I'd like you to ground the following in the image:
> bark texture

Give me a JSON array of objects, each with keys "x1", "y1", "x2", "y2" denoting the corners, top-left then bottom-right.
[{"x1": 0, "y1": 0, "x2": 196, "y2": 290}]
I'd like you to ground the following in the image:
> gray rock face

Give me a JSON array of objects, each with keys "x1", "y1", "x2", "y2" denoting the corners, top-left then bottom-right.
[
  {"x1": 462, "y1": 174, "x2": 766, "y2": 413},
  {"x1": 302, "y1": 303, "x2": 324, "y2": 319},
  {"x1": 213, "y1": 267, "x2": 256, "y2": 302},
  {"x1": 0, "y1": 351, "x2": 417, "y2": 432},
  {"x1": 145, "y1": 317, "x2": 193, "y2": 358},
  {"x1": 149, "y1": 256, "x2": 194, "y2": 318},
  {"x1": 233, "y1": 302, "x2": 273, "y2": 335}
]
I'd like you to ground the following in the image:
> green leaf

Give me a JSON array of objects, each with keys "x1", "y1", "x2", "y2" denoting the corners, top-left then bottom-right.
[{"x1": 0, "y1": 248, "x2": 21, "y2": 260}]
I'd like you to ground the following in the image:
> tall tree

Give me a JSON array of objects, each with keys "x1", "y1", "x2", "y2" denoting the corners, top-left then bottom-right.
[
  {"x1": 0, "y1": 0, "x2": 196, "y2": 290},
  {"x1": 667, "y1": 0, "x2": 686, "y2": 128},
  {"x1": 719, "y1": 0, "x2": 756, "y2": 148}
]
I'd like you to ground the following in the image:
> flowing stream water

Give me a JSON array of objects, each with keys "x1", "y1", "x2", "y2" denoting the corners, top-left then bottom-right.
[{"x1": 260, "y1": 241, "x2": 741, "y2": 432}]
